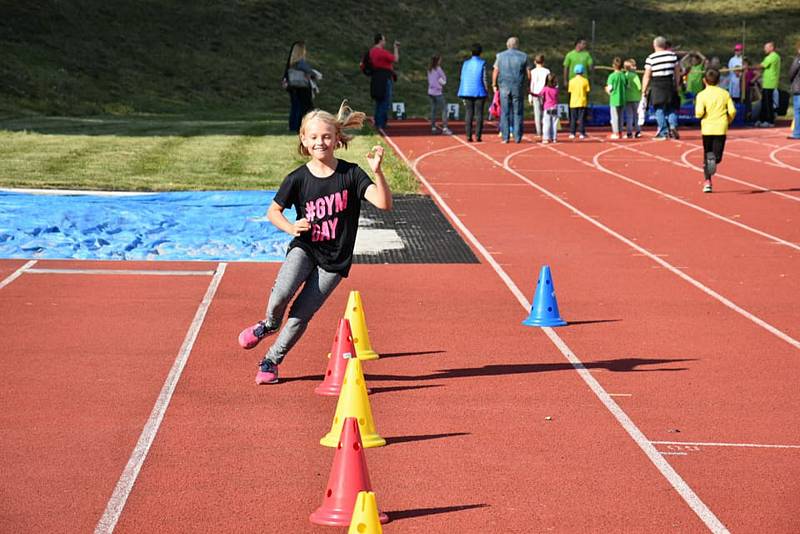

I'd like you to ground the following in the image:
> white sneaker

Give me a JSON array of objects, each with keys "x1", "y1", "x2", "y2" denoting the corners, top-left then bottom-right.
[
  {"x1": 579, "y1": 134, "x2": 586, "y2": 139},
  {"x1": 568, "y1": 134, "x2": 575, "y2": 139},
  {"x1": 541, "y1": 139, "x2": 549, "y2": 144},
  {"x1": 442, "y1": 127, "x2": 453, "y2": 135},
  {"x1": 609, "y1": 134, "x2": 620, "y2": 140}
]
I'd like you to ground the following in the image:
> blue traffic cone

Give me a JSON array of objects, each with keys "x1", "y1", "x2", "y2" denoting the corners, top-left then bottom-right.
[{"x1": 522, "y1": 265, "x2": 567, "y2": 327}]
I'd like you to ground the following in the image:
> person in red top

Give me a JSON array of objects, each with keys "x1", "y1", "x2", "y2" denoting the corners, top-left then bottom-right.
[{"x1": 368, "y1": 33, "x2": 400, "y2": 129}]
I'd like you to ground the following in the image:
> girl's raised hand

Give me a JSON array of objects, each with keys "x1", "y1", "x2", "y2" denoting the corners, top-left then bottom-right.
[
  {"x1": 366, "y1": 145, "x2": 384, "y2": 172},
  {"x1": 293, "y1": 218, "x2": 311, "y2": 236}
]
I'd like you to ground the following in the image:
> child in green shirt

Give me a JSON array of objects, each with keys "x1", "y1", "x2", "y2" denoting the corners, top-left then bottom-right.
[
  {"x1": 605, "y1": 57, "x2": 627, "y2": 139},
  {"x1": 623, "y1": 58, "x2": 642, "y2": 138}
]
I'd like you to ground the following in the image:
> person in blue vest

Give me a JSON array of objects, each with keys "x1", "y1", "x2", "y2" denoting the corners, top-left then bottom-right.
[
  {"x1": 458, "y1": 43, "x2": 489, "y2": 142},
  {"x1": 492, "y1": 36, "x2": 532, "y2": 143}
]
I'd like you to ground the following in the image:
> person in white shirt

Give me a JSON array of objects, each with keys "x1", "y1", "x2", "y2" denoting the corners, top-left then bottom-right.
[
  {"x1": 528, "y1": 54, "x2": 551, "y2": 139},
  {"x1": 725, "y1": 43, "x2": 744, "y2": 102}
]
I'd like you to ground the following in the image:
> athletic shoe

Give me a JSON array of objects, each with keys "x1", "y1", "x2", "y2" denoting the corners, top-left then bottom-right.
[
  {"x1": 568, "y1": 134, "x2": 575, "y2": 139},
  {"x1": 442, "y1": 127, "x2": 453, "y2": 135},
  {"x1": 255, "y1": 359, "x2": 279, "y2": 385},
  {"x1": 653, "y1": 135, "x2": 668, "y2": 141},
  {"x1": 579, "y1": 134, "x2": 586, "y2": 140},
  {"x1": 475, "y1": 137, "x2": 482, "y2": 142},
  {"x1": 467, "y1": 136, "x2": 473, "y2": 142},
  {"x1": 431, "y1": 127, "x2": 438, "y2": 134},
  {"x1": 626, "y1": 133, "x2": 633, "y2": 139},
  {"x1": 704, "y1": 152, "x2": 717, "y2": 179},
  {"x1": 668, "y1": 128, "x2": 680, "y2": 139},
  {"x1": 541, "y1": 139, "x2": 549, "y2": 144},
  {"x1": 238, "y1": 320, "x2": 279, "y2": 350},
  {"x1": 609, "y1": 134, "x2": 620, "y2": 140},
  {"x1": 635, "y1": 132, "x2": 642, "y2": 138},
  {"x1": 703, "y1": 183, "x2": 713, "y2": 193}
]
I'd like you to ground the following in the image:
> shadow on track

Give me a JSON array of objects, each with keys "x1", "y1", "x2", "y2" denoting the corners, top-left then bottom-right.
[
  {"x1": 386, "y1": 503, "x2": 489, "y2": 521},
  {"x1": 385, "y1": 432, "x2": 470, "y2": 445},
  {"x1": 367, "y1": 357, "x2": 696, "y2": 382}
]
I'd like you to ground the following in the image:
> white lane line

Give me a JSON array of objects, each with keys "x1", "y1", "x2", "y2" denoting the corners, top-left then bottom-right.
[
  {"x1": 592, "y1": 145, "x2": 800, "y2": 235},
  {"x1": 565, "y1": 141, "x2": 800, "y2": 244},
  {"x1": 678, "y1": 146, "x2": 800, "y2": 202},
  {"x1": 27, "y1": 268, "x2": 215, "y2": 276},
  {"x1": 0, "y1": 260, "x2": 37, "y2": 290},
  {"x1": 411, "y1": 143, "x2": 464, "y2": 168},
  {"x1": 610, "y1": 393, "x2": 633, "y2": 397},
  {"x1": 660, "y1": 452, "x2": 690, "y2": 456},
  {"x1": 384, "y1": 132, "x2": 730, "y2": 534},
  {"x1": 493, "y1": 142, "x2": 798, "y2": 349},
  {"x1": 94, "y1": 262, "x2": 227, "y2": 534},
  {"x1": 652, "y1": 440, "x2": 800, "y2": 450},
  {"x1": 769, "y1": 144, "x2": 800, "y2": 172}
]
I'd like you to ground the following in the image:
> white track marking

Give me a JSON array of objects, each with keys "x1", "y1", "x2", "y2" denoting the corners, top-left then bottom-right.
[
  {"x1": 652, "y1": 441, "x2": 800, "y2": 450},
  {"x1": 677, "y1": 146, "x2": 800, "y2": 202},
  {"x1": 769, "y1": 144, "x2": 800, "y2": 172},
  {"x1": 26, "y1": 268, "x2": 215, "y2": 276},
  {"x1": 94, "y1": 262, "x2": 227, "y2": 534},
  {"x1": 0, "y1": 260, "x2": 37, "y2": 290},
  {"x1": 584, "y1": 145, "x2": 800, "y2": 245},
  {"x1": 383, "y1": 131, "x2": 730, "y2": 534},
  {"x1": 478, "y1": 140, "x2": 799, "y2": 349}
]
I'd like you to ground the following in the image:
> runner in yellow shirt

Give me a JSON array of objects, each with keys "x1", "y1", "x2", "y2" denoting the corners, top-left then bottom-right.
[{"x1": 695, "y1": 69, "x2": 736, "y2": 193}]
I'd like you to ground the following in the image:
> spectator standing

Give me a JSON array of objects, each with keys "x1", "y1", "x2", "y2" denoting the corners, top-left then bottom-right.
[
  {"x1": 568, "y1": 64, "x2": 590, "y2": 139},
  {"x1": 605, "y1": 57, "x2": 627, "y2": 139},
  {"x1": 368, "y1": 34, "x2": 400, "y2": 130},
  {"x1": 726, "y1": 44, "x2": 744, "y2": 101},
  {"x1": 623, "y1": 58, "x2": 642, "y2": 138},
  {"x1": 563, "y1": 38, "x2": 594, "y2": 86},
  {"x1": 458, "y1": 43, "x2": 489, "y2": 142},
  {"x1": 492, "y1": 36, "x2": 532, "y2": 143},
  {"x1": 529, "y1": 54, "x2": 551, "y2": 139},
  {"x1": 642, "y1": 36, "x2": 682, "y2": 140},
  {"x1": 283, "y1": 41, "x2": 321, "y2": 132},
  {"x1": 427, "y1": 55, "x2": 452, "y2": 134},
  {"x1": 789, "y1": 41, "x2": 800, "y2": 139},
  {"x1": 540, "y1": 74, "x2": 560, "y2": 144},
  {"x1": 756, "y1": 42, "x2": 781, "y2": 127}
]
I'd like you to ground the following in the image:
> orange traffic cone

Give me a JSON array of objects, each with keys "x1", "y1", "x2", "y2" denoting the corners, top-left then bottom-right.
[
  {"x1": 316, "y1": 318, "x2": 356, "y2": 396},
  {"x1": 310, "y1": 418, "x2": 389, "y2": 527},
  {"x1": 344, "y1": 291, "x2": 379, "y2": 360},
  {"x1": 321, "y1": 357, "x2": 385, "y2": 448}
]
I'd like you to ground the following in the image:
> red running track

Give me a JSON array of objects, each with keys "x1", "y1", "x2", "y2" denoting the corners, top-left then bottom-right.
[{"x1": 1, "y1": 121, "x2": 798, "y2": 533}]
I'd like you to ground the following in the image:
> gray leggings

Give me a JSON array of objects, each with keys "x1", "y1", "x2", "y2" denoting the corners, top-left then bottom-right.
[{"x1": 264, "y1": 246, "x2": 342, "y2": 364}]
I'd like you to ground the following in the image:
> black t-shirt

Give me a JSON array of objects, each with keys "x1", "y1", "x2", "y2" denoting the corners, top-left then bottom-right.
[{"x1": 274, "y1": 159, "x2": 374, "y2": 277}]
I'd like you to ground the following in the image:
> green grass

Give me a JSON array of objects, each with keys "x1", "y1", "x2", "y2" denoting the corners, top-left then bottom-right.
[
  {"x1": 0, "y1": 115, "x2": 418, "y2": 192},
  {"x1": 1, "y1": 1, "x2": 799, "y2": 192}
]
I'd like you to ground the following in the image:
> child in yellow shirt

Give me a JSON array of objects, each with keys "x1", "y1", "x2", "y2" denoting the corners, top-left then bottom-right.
[
  {"x1": 694, "y1": 69, "x2": 736, "y2": 193},
  {"x1": 568, "y1": 64, "x2": 590, "y2": 139}
]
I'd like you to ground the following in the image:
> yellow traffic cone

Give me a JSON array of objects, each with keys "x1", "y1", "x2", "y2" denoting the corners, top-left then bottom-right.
[
  {"x1": 344, "y1": 291, "x2": 379, "y2": 361},
  {"x1": 348, "y1": 491, "x2": 384, "y2": 533},
  {"x1": 321, "y1": 357, "x2": 385, "y2": 448}
]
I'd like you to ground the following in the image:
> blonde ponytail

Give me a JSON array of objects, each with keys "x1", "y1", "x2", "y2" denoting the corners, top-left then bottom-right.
[{"x1": 297, "y1": 100, "x2": 366, "y2": 156}]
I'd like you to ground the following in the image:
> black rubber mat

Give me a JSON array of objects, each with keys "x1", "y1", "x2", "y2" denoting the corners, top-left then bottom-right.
[{"x1": 354, "y1": 194, "x2": 478, "y2": 264}]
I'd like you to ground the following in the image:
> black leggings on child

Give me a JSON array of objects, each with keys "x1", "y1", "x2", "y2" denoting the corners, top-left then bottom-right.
[{"x1": 702, "y1": 135, "x2": 726, "y2": 164}]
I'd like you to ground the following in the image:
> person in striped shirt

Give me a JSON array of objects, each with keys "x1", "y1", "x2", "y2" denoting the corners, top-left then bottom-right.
[{"x1": 642, "y1": 36, "x2": 682, "y2": 140}]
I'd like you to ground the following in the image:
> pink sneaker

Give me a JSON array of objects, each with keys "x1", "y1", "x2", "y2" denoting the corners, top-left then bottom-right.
[
  {"x1": 255, "y1": 360, "x2": 279, "y2": 385},
  {"x1": 238, "y1": 320, "x2": 279, "y2": 349}
]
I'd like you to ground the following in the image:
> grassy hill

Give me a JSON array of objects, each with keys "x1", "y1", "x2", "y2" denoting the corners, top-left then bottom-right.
[{"x1": 2, "y1": 0, "x2": 799, "y2": 118}]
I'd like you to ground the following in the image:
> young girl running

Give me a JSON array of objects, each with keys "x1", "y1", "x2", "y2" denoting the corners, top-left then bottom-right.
[{"x1": 238, "y1": 101, "x2": 393, "y2": 384}]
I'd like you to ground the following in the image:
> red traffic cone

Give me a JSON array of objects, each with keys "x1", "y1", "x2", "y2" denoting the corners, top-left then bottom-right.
[
  {"x1": 310, "y1": 417, "x2": 389, "y2": 527},
  {"x1": 316, "y1": 318, "x2": 356, "y2": 396}
]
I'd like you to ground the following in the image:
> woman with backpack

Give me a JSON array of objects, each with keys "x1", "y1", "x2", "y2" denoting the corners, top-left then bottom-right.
[{"x1": 283, "y1": 41, "x2": 321, "y2": 132}]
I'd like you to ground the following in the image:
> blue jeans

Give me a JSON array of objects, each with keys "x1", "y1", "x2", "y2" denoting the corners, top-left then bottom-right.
[
  {"x1": 792, "y1": 94, "x2": 800, "y2": 138},
  {"x1": 374, "y1": 79, "x2": 393, "y2": 129},
  {"x1": 499, "y1": 86, "x2": 525, "y2": 142},
  {"x1": 654, "y1": 105, "x2": 678, "y2": 137}
]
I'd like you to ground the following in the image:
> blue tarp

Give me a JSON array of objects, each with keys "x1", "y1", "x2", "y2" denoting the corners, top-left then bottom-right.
[{"x1": 0, "y1": 190, "x2": 293, "y2": 261}]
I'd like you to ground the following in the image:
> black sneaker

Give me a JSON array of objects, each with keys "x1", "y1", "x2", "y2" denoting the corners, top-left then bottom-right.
[{"x1": 669, "y1": 128, "x2": 680, "y2": 140}]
